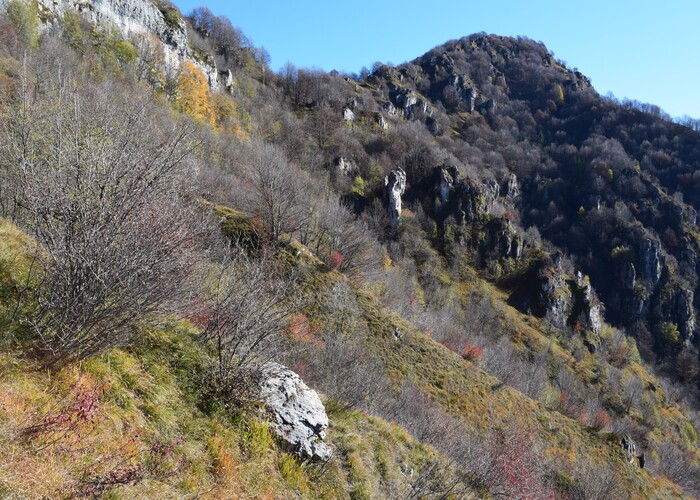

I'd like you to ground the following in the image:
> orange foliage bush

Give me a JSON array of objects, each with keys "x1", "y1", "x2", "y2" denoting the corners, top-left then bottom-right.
[
  {"x1": 461, "y1": 344, "x2": 484, "y2": 362},
  {"x1": 591, "y1": 409, "x2": 612, "y2": 430}
]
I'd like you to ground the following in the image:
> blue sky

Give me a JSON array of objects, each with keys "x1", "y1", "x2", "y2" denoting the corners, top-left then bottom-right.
[{"x1": 173, "y1": 0, "x2": 700, "y2": 119}]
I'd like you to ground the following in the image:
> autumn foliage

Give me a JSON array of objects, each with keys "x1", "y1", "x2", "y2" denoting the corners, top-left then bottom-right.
[
  {"x1": 327, "y1": 251, "x2": 343, "y2": 271},
  {"x1": 460, "y1": 344, "x2": 484, "y2": 362},
  {"x1": 477, "y1": 426, "x2": 551, "y2": 499},
  {"x1": 175, "y1": 61, "x2": 213, "y2": 124}
]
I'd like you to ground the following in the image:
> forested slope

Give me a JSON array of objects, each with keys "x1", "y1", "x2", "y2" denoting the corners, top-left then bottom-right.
[{"x1": 0, "y1": 1, "x2": 698, "y2": 498}]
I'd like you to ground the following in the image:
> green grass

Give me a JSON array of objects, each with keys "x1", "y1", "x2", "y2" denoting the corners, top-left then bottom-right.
[
  {"x1": 0, "y1": 218, "x2": 39, "y2": 346},
  {"x1": 0, "y1": 308, "x2": 470, "y2": 498}
]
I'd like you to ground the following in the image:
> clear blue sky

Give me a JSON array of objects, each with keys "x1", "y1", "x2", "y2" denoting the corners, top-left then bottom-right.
[{"x1": 173, "y1": 0, "x2": 700, "y2": 119}]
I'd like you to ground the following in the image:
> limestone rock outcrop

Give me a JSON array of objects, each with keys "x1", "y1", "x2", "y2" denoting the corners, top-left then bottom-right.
[
  {"x1": 506, "y1": 173, "x2": 519, "y2": 198},
  {"x1": 334, "y1": 157, "x2": 356, "y2": 177},
  {"x1": 260, "y1": 363, "x2": 332, "y2": 462},
  {"x1": 455, "y1": 178, "x2": 488, "y2": 223},
  {"x1": 388, "y1": 86, "x2": 432, "y2": 119},
  {"x1": 437, "y1": 166, "x2": 460, "y2": 205},
  {"x1": 540, "y1": 268, "x2": 572, "y2": 329},
  {"x1": 2, "y1": 0, "x2": 220, "y2": 88},
  {"x1": 483, "y1": 179, "x2": 500, "y2": 210},
  {"x1": 581, "y1": 279, "x2": 603, "y2": 337},
  {"x1": 621, "y1": 262, "x2": 636, "y2": 290},
  {"x1": 384, "y1": 168, "x2": 407, "y2": 229},
  {"x1": 640, "y1": 238, "x2": 662, "y2": 286},
  {"x1": 675, "y1": 288, "x2": 696, "y2": 345}
]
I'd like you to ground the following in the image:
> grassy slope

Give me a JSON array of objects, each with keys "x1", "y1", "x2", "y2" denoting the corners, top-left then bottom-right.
[
  {"x1": 0, "y1": 209, "x2": 693, "y2": 498},
  {"x1": 0, "y1": 217, "x2": 471, "y2": 498},
  {"x1": 217, "y1": 208, "x2": 692, "y2": 498}
]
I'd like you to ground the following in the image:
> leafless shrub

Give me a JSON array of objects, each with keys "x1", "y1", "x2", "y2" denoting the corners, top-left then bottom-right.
[
  {"x1": 550, "y1": 365, "x2": 595, "y2": 421},
  {"x1": 564, "y1": 462, "x2": 622, "y2": 500},
  {"x1": 318, "y1": 281, "x2": 368, "y2": 338},
  {"x1": 403, "y1": 460, "x2": 471, "y2": 499},
  {"x1": 197, "y1": 245, "x2": 301, "y2": 395},
  {"x1": 379, "y1": 258, "x2": 422, "y2": 320},
  {"x1": 303, "y1": 334, "x2": 388, "y2": 413},
  {"x1": 1, "y1": 69, "x2": 203, "y2": 365},
  {"x1": 467, "y1": 424, "x2": 551, "y2": 499},
  {"x1": 621, "y1": 377, "x2": 644, "y2": 414},
  {"x1": 306, "y1": 197, "x2": 383, "y2": 280},
  {"x1": 482, "y1": 338, "x2": 548, "y2": 401},
  {"x1": 650, "y1": 440, "x2": 700, "y2": 495},
  {"x1": 238, "y1": 139, "x2": 310, "y2": 242}
]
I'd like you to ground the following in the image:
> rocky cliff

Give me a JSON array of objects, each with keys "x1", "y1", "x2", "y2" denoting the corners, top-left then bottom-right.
[
  {"x1": 356, "y1": 33, "x2": 700, "y2": 369},
  {"x1": 1, "y1": 0, "x2": 219, "y2": 87}
]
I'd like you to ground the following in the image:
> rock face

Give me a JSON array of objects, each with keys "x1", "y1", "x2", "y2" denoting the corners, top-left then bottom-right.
[
  {"x1": 456, "y1": 178, "x2": 488, "y2": 223},
  {"x1": 675, "y1": 288, "x2": 696, "y2": 345},
  {"x1": 4, "y1": 0, "x2": 219, "y2": 88},
  {"x1": 483, "y1": 179, "x2": 500, "y2": 210},
  {"x1": 500, "y1": 222, "x2": 523, "y2": 259},
  {"x1": 260, "y1": 363, "x2": 332, "y2": 462},
  {"x1": 621, "y1": 262, "x2": 636, "y2": 290},
  {"x1": 384, "y1": 168, "x2": 407, "y2": 229},
  {"x1": 437, "y1": 166, "x2": 460, "y2": 205},
  {"x1": 541, "y1": 268, "x2": 572, "y2": 329},
  {"x1": 383, "y1": 101, "x2": 398, "y2": 116},
  {"x1": 464, "y1": 87, "x2": 477, "y2": 112},
  {"x1": 221, "y1": 69, "x2": 234, "y2": 90},
  {"x1": 620, "y1": 435, "x2": 644, "y2": 468},
  {"x1": 390, "y1": 87, "x2": 418, "y2": 113},
  {"x1": 640, "y1": 238, "x2": 662, "y2": 285},
  {"x1": 388, "y1": 86, "x2": 432, "y2": 119},
  {"x1": 506, "y1": 173, "x2": 519, "y2": 198},
  {"x1": 581, "y1": 281, "x2": 603, "y2": 337},
  {"x1": 334, "y1": 157, "x2": 355, "y2": 177}
]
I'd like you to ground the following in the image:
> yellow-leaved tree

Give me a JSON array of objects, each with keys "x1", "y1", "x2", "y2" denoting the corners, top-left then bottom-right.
[
  {"x1": 210, "y1": 92, "x2": 248, "y2": 138},
  {"x1": 175, "y1": 61, "x2": 213, "y2": 124}
]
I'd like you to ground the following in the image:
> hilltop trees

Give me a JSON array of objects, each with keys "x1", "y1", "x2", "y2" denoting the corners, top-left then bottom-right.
[{"x1": 186, "y1": 7, "x2": 252, "y2": 70}]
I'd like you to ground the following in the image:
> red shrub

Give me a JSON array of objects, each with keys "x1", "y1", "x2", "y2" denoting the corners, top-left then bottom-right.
[
  {"x1": 79, "y1": 435, "x2": 185, "y2": 496},
  {"x1": 478, "y1": 426, "x2": 552, "y2": 499},
  {"x1": 591, "y1": 409, "x2": 612, "y2": 430},
  {"x1": 22, "y1": 378, "x2": 103, "y2": 446},
  {"x1": 291, "y1": 360, "x2": 315, "y2": 386},
  {"x1": 461, "y1": 344, "x2": 484, "y2": 362},
  {"x1": 327, "y1": 251, "x2": 343, "y2": 271},
  {"x1": 188, "y1": 297, "x2": 212, "y2": 329},
  {"x1": 288, "y1": 312, "x2": 312, "y2": 342}
]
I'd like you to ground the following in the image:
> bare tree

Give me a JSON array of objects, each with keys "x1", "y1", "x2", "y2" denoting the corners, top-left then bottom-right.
[
  {"x1": 186, "y1": 7, "x2": 252, "y2": 70},
  {"x1": 241, "y1": 140, "x2": 309, "y2": 242},
  {"x1": 1, "y1": 68, "x2": 203, "y2": 365},
  {"x1": 567, "y1": 462, "x2": 622, "y2": 500}
]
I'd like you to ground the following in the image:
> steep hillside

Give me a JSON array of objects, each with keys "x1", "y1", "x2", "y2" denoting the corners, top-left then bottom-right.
[
  {"x1": 362, "y1": 34, "x2": 700, "y2": 372},
  {"x1": 0, "y1": 1, "x2": 699, "y2": 498}
]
